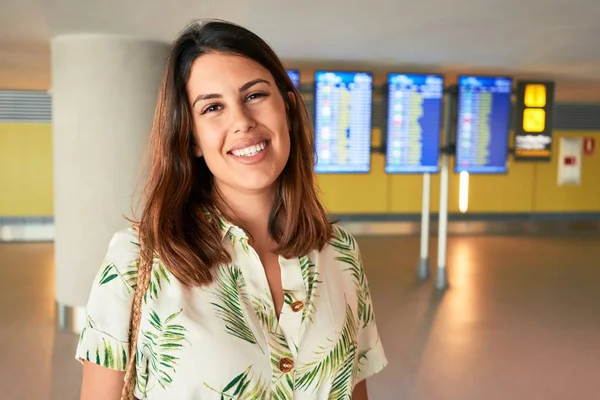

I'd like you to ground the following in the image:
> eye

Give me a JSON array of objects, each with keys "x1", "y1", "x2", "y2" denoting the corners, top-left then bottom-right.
[
  {"x1": 201, "y1": 103, "x2": 222, "y2": 115},
  {"x1": 246, "y1": 92, "x2": 268, "y2": 102}
]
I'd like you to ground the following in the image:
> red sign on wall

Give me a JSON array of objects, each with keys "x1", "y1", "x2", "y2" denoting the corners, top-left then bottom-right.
[
  {"x1": 583, "y1": 137, "x2": 595, "y2": 156},
  {"x1": 563, "y1": 156, "x2": 577, "y2": 165}
]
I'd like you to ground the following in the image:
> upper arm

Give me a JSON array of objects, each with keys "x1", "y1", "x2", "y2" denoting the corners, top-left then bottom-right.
[
  {"x1": 75, "y1": 230, "x2": 140, "y2": 398},
  {"x1": 352, "y1": 380, "x2": 369, "y2": 400},
  {"x1": 81, "y1": 361, "x2": 125, "y2": 400}
]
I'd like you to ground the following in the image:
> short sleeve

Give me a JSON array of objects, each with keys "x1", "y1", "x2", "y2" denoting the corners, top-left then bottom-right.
[
  {"x1": 75, "y1": 228, "x2": 140, "y2": 371},
  {"x1": 353, "y1": 239, "x2": 388, "y2": 384}
]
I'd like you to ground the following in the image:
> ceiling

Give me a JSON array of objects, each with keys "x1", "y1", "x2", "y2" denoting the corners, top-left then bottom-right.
[{"x1": 2, "y1": 0, "x2": 600, "y2": 91}]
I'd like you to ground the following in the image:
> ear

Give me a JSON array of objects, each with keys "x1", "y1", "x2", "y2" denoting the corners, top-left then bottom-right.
[
  {"x1": 193, "y1": 138, "x2": 203, "y2": 158},
  {"x1": 195, "y1": 145, "x2": 203, "y2": 158},
  {"x1": 287, "y1": 90, "x2": 296, "y2": 103},
  {"x1": 286, "y1": 91, "x2": 296, "y2": 130}
]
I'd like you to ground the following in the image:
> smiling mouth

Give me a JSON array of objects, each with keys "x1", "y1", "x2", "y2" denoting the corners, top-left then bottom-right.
[{"x1": 229, "y1": 140, "x2": 269, "y2": 157}]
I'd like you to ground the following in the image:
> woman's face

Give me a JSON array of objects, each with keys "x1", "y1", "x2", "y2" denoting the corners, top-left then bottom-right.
[{"x1": 186, "y1": 52, "x2": 291, "y2": 198}]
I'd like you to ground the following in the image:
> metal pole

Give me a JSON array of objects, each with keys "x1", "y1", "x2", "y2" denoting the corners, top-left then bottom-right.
[
  {"x1": 436, "y1": 92, "x2": 452, "y2": 290},
  {"x1": 436, "y1": 154, "x2": 449, "y2": 290},
  {"x1": 418, "y1": 172, "x2": 431, "y2": 279}
]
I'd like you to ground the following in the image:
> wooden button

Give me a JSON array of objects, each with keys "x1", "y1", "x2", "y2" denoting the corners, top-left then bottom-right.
[
  {"x1": 290, "y1": 301, "x2": 304, "y2": 313},
  {"x1": 279, "y1": 357, "x2": 294, "y2": 373}
]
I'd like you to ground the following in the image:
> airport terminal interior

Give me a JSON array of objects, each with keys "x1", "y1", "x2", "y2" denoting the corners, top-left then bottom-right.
[{"x1": 2, "y1": 1, "x2": 600, "y2": 399}]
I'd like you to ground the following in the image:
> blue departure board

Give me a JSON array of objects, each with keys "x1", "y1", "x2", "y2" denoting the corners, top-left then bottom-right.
[
  {"x1": 287, "y1": 69, "x2": 300, "y2": 88},
  {"x1": 385, "y1": 73, "x2": 444, "y2": 174},
  {"x1": 314, "y1": 71, "x2": 373, "y2": 173},
  {"x1": 455, "y1": 76, "x2": 512, "y2": 174}
]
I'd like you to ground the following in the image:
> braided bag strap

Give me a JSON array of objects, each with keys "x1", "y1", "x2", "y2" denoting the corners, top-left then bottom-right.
[{"x1": 120, "y1": 247, "x2": 153, "y2": 400}]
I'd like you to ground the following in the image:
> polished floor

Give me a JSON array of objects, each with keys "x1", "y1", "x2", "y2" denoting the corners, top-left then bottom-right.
[{"x1": 1, "y1": 234, "x2": 600, "y2": 399}]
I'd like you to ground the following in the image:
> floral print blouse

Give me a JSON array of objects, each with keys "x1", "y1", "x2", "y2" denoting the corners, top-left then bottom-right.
[{"x1": 75, "y1": 218, "x2": 387, "y2": 399}]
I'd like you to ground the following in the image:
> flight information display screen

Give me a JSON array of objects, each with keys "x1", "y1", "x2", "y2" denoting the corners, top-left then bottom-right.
[
  {"x1": 385, "y1": 73, "x2": 444, "y2": 173},
  {"x1": 455, "y1": 76, "x2": 512, "y2": 174},
  {"x1": 314, "y1": 71, "x2": 373, "y2": 173},
  {"x1": 287, "y1": 69, "x2": 300, "y2": 88}
]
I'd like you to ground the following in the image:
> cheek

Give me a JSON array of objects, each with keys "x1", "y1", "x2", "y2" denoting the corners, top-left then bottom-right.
[
  {"x1": 282, "y1": 130, "x2": 291, "y2": 153},
  {"x1": 274, "y1": 114, "x2": 291, "y2": 153},
  {"x1": 194, "y1": 123, "x2": 226, "y2": 159}
]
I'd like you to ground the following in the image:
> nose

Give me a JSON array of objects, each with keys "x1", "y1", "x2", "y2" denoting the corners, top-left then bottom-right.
[{"x1": 230, "y1": 102, "x2": 256, "y2": 134}]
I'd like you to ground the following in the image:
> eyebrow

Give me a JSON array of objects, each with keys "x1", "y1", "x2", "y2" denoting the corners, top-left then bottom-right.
[{"x1": 192, "y1": 78, "x2": 271, "y2": 107}]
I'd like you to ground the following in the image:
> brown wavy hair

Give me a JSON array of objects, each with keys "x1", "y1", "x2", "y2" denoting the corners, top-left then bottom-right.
[{"x1": 134, "y1": 19, "x2": 332, "y2": 288}]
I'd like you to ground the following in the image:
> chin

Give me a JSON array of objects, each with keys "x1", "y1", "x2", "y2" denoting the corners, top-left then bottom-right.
[
  {"x1": 235, "y1": 174, "x2": 279, "y2": 193},
  {"x1": 214, "y1": 170, "x2": 281, "y2": 196}
]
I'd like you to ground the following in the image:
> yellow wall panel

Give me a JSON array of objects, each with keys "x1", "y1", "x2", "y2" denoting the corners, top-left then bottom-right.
[
  {"x1": 466, "y1": 157, "x2": 536, "y2": 213},
  {"x1": 3, "y1": 124, "x2": 598, "y2": 217},
  {"x1": 387, "y1": 161, "x2": 454, "y2": 214},
  {"x1": 0, "y1": 123, "x2": 54, "y2": 216},
  {"x1": 533, "y1": 131, "x2": 600, "y2": 212},
  {"x1": 428, "y1": 172, "x2": 442, "y2": 213},
  {"x1": 388, "y1": 174, "x2": 427, "y2": 213},
  {"x1": 317, "y1": 153, "x2": 387, "y2": 214}
]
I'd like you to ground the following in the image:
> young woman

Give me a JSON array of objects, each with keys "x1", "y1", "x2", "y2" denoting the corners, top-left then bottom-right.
[{"x1": 76, "y1": 19, "x2": 387, "y2": 400}]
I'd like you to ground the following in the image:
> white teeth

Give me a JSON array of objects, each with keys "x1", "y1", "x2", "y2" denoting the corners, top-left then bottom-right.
[{"x1": 231, "y1": 141, "x2": 267, "y2": 157}]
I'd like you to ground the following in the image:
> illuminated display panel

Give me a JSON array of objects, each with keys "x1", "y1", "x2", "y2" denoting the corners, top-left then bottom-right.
[
  {"x1": 514, "y1": 81, "x2": 555, "y2": 161},
  {"x1": 287, "y1": 69, "x2": 300, "y2": 88},
  {"x1": 455, "y1": 75, "x2": 512, "y2": 174},
  {"x1": 385, "y1": 73, "x2": 444, "y2": 173},
  {"x1": 314, "y1": 71, "x2": 373, "y2": 173}
]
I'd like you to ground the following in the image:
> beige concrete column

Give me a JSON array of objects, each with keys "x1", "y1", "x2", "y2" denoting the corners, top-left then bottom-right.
[{"x1": 51, "y1": 34, "x2": 168, "y2": 332}]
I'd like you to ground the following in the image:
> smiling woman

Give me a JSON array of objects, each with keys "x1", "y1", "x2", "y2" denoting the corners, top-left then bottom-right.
[
  {"x1": 76, "y1": 19, "x2": 387, "y2": 400},
  {"x1": 187, "y1": 56, "x2": 291, "y2": 195}
]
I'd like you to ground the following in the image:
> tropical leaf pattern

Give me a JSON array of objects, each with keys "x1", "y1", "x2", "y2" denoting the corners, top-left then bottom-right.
[
  {"x1": 251, "y1": 295, "x2": 294, "y2": 375},
  {"x1": 140, "y1": 308, "x2": 188, "y2": 392},
  {"x1": 249, "y1": 287, "x2": 297, "y2": 397},
  {"x1": 144, "y1": 256, "x2": 172, "y2": 301},
  {"x1": 299, "y1": 255, "x2": 320, "y2": 324},
  {"x1": 79, "y1": 316, "x2": 128, "y2": 370},
  {"x1": 75, "y1": 224, "x2": 387, "y2": 399},
  {"x1": 97, "y1": 254, "x2": 170, "y2": 303},
  {"x1": 226, "y1": 230, "x2": 250, "y2": 254},
  {"x1": 283, "y1": 291, "x2": 295, "y2": 307},
  {"x1": 295, "y1": 304, "x2": 358, "y2": 394},
  {"x1": 226, "y1": 230, "x2": 241, "y2": 252},
  {"x1": 98, "y1": 261, "x2": 137, "y2": 293},
  {"x1": 210, "y1": 265, "x2": 261, "y2": 348},
  {"x1": 272, "y1": 373, "x2": 295, "y2": 400},
  {"x1": 330, "y1": 226, "x2": 374, "y2": 328},
  {"x1": 205, "y1": 366, "x2": 269, "y2": 399},
  {"x1": 134, "y1": 346, "x2": 150, "y2": 399}
]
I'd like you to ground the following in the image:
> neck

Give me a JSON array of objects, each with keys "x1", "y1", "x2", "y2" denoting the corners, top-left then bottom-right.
[{"x1": 214, "y1": 183, "x2": 276, "y2": 247}]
